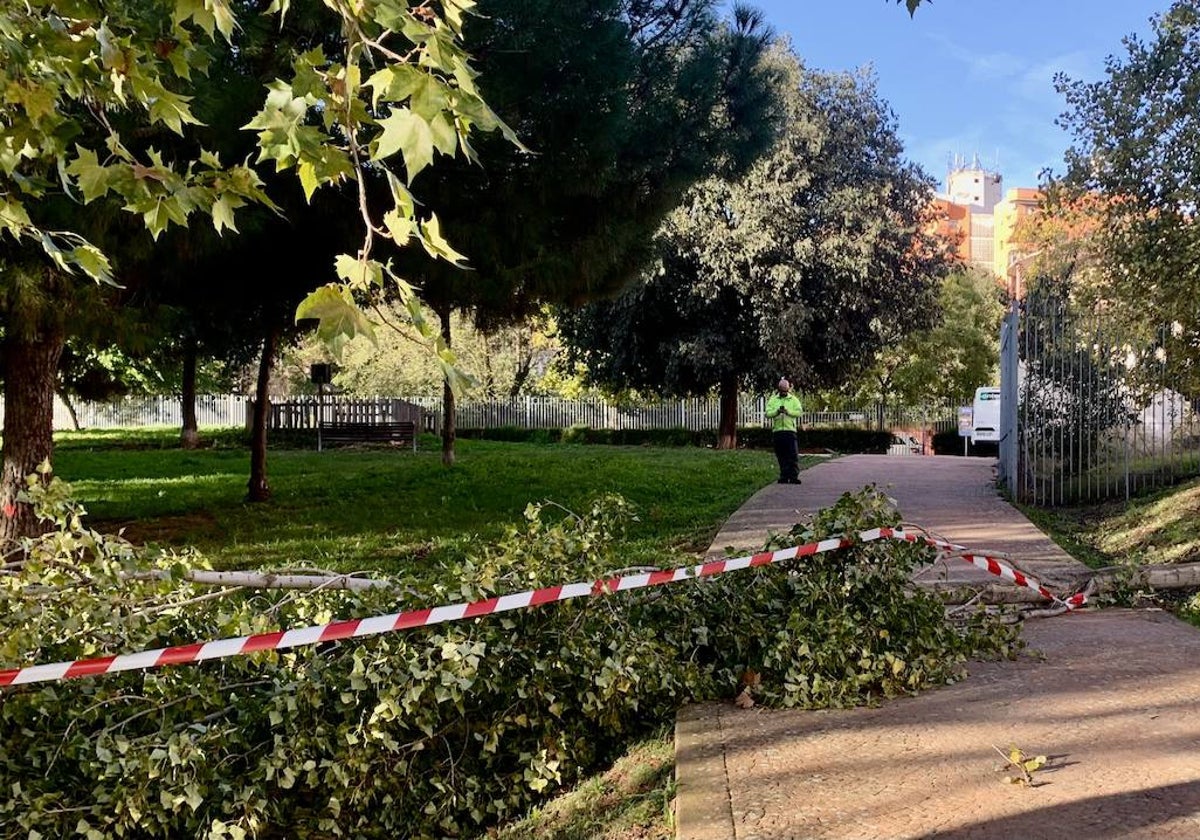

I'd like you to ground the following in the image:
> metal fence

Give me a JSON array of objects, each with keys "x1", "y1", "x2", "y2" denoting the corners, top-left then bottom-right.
[
  {"x1": 384, "y1": 395, "x2": 954, "y2": 435},
  {"x1": 23, "y1": 395, "x2": 251, "y2": 431},
  {"x1": 1000, "y1": 287, "x2": 1200, "y2": 505},
  {"x1": 35, "y1": 393, "x2": 956, "y2": 435}
]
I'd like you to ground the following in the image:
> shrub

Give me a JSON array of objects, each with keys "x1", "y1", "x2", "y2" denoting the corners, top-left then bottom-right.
[
  {"x1": 457, "y1": 426, "x2": 891, "y2": 453},
  {"x1": 0, "y1": 475, "x2": 1016, "y2": 839},
  {"x1": 737, "y1": 427, "x2": 892, "y2": 454}
]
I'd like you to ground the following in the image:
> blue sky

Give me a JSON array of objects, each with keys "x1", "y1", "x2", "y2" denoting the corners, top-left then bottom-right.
[{"x1": 745, "y1": 0, "x2": 1173, "y2": 191}]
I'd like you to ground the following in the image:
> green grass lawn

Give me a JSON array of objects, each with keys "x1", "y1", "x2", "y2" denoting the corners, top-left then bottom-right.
[
  {"x1": 1019, "y1": 476, "x2": 1200, "y2": 570},
  {"x1": 52, "y1": 428, "x2": 798, "y2": 578},
  {"x1": 492, "y1": 732, "x2": 675, "y2": 840}
]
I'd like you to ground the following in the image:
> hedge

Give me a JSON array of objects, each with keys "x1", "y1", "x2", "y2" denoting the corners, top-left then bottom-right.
[{"x1": 456, "y1": 425, "x2": 893, "y2": 453}]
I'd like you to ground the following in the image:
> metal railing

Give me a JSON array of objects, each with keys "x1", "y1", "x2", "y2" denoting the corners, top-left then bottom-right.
[
  {"x1": 35, "y1": 393, "x2": 957, "y2": 436},
  {"x1": 35, "y1": 395, "x2": 250, "y2": 431},
  {"x1": 1001, "y1": 285, "x2": 1200, "y2": 505}
]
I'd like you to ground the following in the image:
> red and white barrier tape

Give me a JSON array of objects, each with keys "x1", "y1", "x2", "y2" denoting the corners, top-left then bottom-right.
[
  {"x1": 888, "y1": 528, "x2": 1088, "y2": 610},
  {"x1": 0, "y1": 528, "x2": 1084, "y2": 687}
]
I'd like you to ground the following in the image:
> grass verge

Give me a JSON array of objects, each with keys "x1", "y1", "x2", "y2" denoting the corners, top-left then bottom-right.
[
  {"x1": 52, "y1": 428, "x2": 815, "y2": 579},
  {"x1": 1015, "y1": 476, "x2": 1200, "y2": 571},
  {"x1": 1015, "y1": 477, "x2": 1200, "y2": 627},
  {"x1": 490, "y1": 732, "x2": 675, "y2": 840}
]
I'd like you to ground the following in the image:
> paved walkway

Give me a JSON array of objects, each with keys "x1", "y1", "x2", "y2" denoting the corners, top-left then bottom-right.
[{"x1": 676, "y1": 455, "x2": 1200, "y2": 840}]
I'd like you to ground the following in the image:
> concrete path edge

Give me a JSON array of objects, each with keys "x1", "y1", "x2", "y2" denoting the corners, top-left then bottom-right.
[{"x1": 674, "y1": 702, "x2": 734, "y2": 840}]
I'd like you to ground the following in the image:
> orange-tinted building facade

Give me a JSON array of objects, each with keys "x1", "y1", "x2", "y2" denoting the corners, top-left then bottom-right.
[
  {"x1": 932, "y1": 197, "x2": 972, "y2": 264},
  {"x1": 928, "y1": 165, "x2": 1044, "y2": 298},
  {"x1": 993, "y1": 187, "x2": 1042, "y2": 298}
]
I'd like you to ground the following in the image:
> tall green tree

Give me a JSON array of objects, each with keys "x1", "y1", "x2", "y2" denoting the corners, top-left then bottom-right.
[
  {"x1": 1053, "y1": 0, "x2": 1200, "y2": 393},
  {"x1": 559, "y1": 48, "x2": 952, "y2": 448},
  {"x1": 856, "y1": 268, "x2": 1004, "y2": 409},
  {"x1": 387, "y1": 0, "x2": 783, "y2": 464},
  {"x1": 288, "y1": 306, "x2": 561, "y2": 398}
]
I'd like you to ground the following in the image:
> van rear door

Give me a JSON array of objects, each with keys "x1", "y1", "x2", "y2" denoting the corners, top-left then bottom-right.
[{"x1": 971, "y1": 387, "x2": 1001, "y2": 443}]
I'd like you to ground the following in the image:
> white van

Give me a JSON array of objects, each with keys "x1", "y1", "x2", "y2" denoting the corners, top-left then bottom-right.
[{"x1": 971, "y1": 387, "x2": 1001, "y2": 444}]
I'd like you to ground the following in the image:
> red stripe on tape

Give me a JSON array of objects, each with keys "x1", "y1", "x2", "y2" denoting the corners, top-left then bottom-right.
[
  {"x1": 463, "y1": 598, "x2": 499, "y2": 619},
  {"x1": 65, "y1": 656, "x2": 117, "y2": 680},
  {"x1": 528, "y1": 586, "x2": 563, "y2": 607},
  {"x1": 157, "y1": 643, "x2": 206, "y2": 666},
  {"x1": 318, "y1": 619, "x2": 362, "y2": 642},
  {"x1": 395, "y1": 608, "x2": 433, "y2": 629},
  {"x1": 591, "y1": 578, "x2": 616, "y2": 595},
  {"x1": 242, "y1": 632, "x2": 284, "y2": 654}
]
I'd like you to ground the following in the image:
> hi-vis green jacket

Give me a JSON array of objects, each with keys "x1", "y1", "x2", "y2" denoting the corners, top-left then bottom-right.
[{"x1": 766, "y1": 393, "x2": 803, "y2": 433}]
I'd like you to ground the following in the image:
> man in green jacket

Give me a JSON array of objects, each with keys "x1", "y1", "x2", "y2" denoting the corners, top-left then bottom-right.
[{"x1": 766, "y1": 378, "x2": 803, "y2": 484}]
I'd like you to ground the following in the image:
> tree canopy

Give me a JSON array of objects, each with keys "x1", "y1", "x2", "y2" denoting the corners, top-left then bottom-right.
[
  {"x1": 558, "y1": 46, "x2": 953, "y2": 447},
  {"x1": 396, "y1": 0, "x2": 783, "y2": 331},
  {"x1": 855, "y1": 268, "x2": 1003, "y2": 408},
  {"x1": 1053, "y1": 0, "x2": 1200, "y2": 390},
  {"x1": 0, "y1": 0, "x2": 518, "y2": 540}
]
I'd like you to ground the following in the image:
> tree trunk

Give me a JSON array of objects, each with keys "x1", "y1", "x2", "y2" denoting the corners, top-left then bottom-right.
[
  {"x1": 247, "y1": 325, "x2": 278, "y2": 503},
  {"x1": 509, "y1": 328, "x2": 533, "y2": 398},
  {"x1": 56, "y1": 388, "x2": 82, "y2": 432},
  {"x1": 180, "y1": 337, "x2": 200, "y2": 450},
  {"x1": 716, "y1": 373, "x2": 739, "y2": 450},
  {"x1": 1, "y1": 324, "x2": 66, "y2": 545},
  {"x1": 438, "y1": 307, "x2": 456, "y2": 467},
  {"x1": 482, "y1": 332, "x2": 496, "y2": 398}
]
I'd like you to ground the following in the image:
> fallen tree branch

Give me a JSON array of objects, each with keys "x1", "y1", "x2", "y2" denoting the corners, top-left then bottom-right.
[
  {"x1": 126, "y1": 569, "x2": 401, "y2": 592},
  {"x1": 925, "y1": 561, "x2": 1200, "y2": 607}
]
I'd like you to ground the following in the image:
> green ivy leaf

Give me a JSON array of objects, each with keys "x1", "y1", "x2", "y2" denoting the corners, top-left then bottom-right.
[
  {"x1": 67, "y1": 244, "x2": 114, "y2": 283},
  {"x1": 427, "y1": 112, "x2": 457, "y2": 157},
  {"x1": 365, "y1": 65, "x2": 424, "y2": 108},
  {"x1": 211, "y1": 195, "x2": 238, "y2": 234},
  {"x1": 333, "y1": 254, "x2": 384, "y2": 289},
  {"x1": 383, "y1": 210, "x2": 415, "y2": 246},
  {"x1": 0, "y1": 197, "x2": 32, "y2": 235}
]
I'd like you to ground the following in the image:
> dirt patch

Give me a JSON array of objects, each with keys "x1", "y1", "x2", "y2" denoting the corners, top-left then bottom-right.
[{"x1": 103, "y1": 511, "x2": 223, "y2": 547}]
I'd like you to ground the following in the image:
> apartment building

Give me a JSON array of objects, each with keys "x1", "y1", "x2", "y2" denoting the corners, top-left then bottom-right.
[{"x1": 932, "y1": 156, "x2": 1041, "y2": 297}]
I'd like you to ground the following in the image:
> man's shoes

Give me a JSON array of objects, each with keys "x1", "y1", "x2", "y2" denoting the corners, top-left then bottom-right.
[{"x1": 778, "y1": 478, "x2": 802, "y2": 485}]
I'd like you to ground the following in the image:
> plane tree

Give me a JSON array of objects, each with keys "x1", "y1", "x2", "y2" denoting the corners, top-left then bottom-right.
[
  {"x1": 386, "y1": 0, "x2": 783, "y2": 464},
  {"x1": 1052, "y1": 0, "x2": 1200, "y2": 395},
  {"x1": 0, "y1": 0, "x2": 514, "y2": 540}
]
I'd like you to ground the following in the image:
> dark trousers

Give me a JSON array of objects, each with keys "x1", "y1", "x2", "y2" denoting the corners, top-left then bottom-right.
[{"x1": 773, "y1": 430, "x2": 799, "y2": 482}]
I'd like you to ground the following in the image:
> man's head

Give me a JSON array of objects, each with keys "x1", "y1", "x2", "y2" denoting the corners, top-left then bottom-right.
[{"x1": 777, "y1": 378, "x2": 791, "y2": 394}]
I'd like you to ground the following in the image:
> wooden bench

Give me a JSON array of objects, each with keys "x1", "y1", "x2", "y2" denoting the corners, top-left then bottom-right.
[{"x1": 318, "y1": 421, "x2": 417, "y2": 451}]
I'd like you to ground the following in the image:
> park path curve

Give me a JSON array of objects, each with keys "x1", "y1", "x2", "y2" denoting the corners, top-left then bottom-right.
[{"x1": 676, "y1": 454, "x2": 1200, "y2": 840}]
